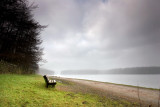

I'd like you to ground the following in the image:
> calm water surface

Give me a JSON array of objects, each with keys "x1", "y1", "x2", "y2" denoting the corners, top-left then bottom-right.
[{"x1": 59, "y1": 74, "x2": 160, "y2": 89}]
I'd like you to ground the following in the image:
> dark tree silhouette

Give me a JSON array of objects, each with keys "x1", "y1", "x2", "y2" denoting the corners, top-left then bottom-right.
[{"x1": 0, "y1": 0, "x2": 45, "y2": 73}]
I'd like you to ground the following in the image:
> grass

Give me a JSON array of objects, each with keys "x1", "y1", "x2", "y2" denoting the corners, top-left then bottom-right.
[{"x1": 0, "y1": 74, "x2": 137, "y2": 107}]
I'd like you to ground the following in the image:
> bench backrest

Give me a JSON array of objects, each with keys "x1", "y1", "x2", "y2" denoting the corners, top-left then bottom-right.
[{"x1": 43, "y1": 75, "x2": 49, "y2": 83}]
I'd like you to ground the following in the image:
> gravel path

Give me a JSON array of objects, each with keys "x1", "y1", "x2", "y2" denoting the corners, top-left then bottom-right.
[{"x1": 54, "y1": 77, "x2": 160, "y2": 107}]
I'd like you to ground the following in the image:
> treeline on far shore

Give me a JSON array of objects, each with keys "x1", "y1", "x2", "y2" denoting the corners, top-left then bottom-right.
[{"x1": 61, "y1": 67, "x2": 160, "y2": 75}]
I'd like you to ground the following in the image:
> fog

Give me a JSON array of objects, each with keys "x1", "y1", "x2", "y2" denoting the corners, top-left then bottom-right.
[{"x1": 29, "y1": 0, "x2": 160, "y2": 73}]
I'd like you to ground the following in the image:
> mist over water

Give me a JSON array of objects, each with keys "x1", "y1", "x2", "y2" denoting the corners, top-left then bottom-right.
[
  {"x1": 40, "y1": 67, "x2": 160, "y2": 89},
  {"x1": 56, "y1": 67, "x2": 160, "y2": 89},
  {"x1": 60, "y1": 74, "x2": 160, "y2": 89}
]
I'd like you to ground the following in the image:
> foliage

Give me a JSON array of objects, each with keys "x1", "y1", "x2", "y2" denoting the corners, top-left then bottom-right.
[
  {"x1": 0, "y1": 60, "x2": 34, "y2": 74},
  {"x1": 0, "y1": 0, "x2": 45, "y2": 72}
]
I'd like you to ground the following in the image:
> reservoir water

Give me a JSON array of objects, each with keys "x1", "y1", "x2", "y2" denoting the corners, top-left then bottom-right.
[{"x1": 59, "y1": 74, "x2": 160, "y2": 89}]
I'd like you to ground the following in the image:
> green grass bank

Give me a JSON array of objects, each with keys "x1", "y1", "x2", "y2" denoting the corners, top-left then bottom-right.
[{"x1": 0, "y1": 74, "x2": 137, "y2": 107}]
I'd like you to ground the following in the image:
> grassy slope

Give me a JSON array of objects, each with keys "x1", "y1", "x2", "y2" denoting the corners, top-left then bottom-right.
[{"x1": 0, "y1": 74, "x2": 136, "y2": 107}]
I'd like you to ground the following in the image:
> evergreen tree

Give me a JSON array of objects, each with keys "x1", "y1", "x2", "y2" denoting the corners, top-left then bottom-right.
[{"x1": 0, "y1": 0, "x2": 45, "y2": 73}]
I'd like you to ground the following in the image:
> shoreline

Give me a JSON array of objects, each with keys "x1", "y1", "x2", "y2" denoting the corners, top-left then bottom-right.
[
  {"x1": 53, "y1": 76, "x2": 160, "y2": 107},
  {"x1": 56, "y1": 76, "x2": 158, "y2": 90}
]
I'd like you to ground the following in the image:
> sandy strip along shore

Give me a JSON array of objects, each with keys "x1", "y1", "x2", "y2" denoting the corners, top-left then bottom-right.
[{"x1": 53, "y1": 76, "x2": 160, "y2": 107}]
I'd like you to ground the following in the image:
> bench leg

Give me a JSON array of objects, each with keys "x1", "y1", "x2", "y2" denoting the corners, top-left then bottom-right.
[{"x1": 52, "y1": 85, "x2": 55, "y2": 88}]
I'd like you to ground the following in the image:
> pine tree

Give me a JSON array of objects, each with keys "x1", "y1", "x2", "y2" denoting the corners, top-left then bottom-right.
[{"x1": 0, "y1": 0, "x2": 45, "y2": 73}]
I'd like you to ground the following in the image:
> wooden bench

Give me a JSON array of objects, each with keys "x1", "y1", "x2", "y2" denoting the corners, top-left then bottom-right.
[{"x1": 43, "y1": 75, "x2": 56, "y2": 88}]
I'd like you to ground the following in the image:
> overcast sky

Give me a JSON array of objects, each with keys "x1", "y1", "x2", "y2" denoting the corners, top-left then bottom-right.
[{"x1": 29, "y1": 0, "x2": 160, "y2": 73}]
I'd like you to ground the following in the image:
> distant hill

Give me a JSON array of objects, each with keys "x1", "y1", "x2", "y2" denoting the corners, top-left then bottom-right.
[
  {"x1": 61, "y1": 67, "x2": 160, "y2": 75},
  {"x1": 61, "y1": 70, "x2": 99, "y2": 75},
  {"x1": 36, "y1": 68, "x2": 55, "y2": 75}
]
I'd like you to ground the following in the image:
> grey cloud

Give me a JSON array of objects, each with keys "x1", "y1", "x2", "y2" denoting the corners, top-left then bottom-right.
[
  {"x1": 29, "y1": 0, "x2": 160, "y2": 72},
  {"x1": 102, "y1": 0, "x2": 160, "y2": 50}
]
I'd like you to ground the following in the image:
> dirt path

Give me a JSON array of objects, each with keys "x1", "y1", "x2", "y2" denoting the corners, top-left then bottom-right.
[{"x1": 54, "y1": 77, "x2": 160, "y2": 107}]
